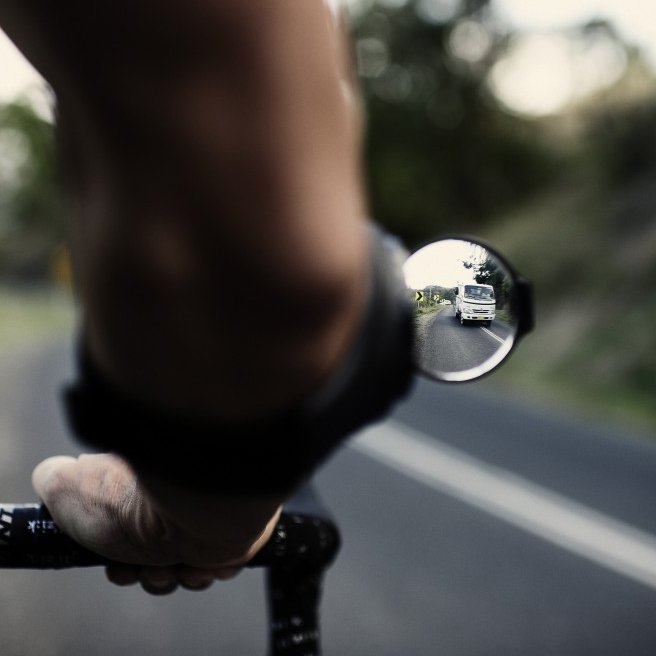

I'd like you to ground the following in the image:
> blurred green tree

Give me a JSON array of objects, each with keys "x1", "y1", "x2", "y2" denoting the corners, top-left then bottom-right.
[
  {"x1": 463, "y1": 253, "x2": 511, "y2": 307},
  {"x1": 0, "y1": 101, "x2": 62, "y2": 281},
  {"x1": 352, "y1": 0, "x2": 558, "y2": 247}
]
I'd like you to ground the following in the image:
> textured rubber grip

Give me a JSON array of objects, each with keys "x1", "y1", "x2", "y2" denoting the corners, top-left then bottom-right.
[
  {"x1": 0, "y1": 503, "x2": 340, "y2": 572},
  {"x1": 0, "y1": 504, "x2": 109, "y2": 568}
]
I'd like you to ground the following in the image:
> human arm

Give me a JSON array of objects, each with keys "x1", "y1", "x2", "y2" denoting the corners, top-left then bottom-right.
[
  {"x1": 1, "y1": 1, "x2": 409, "y2": 592},
  {"x1": 0, "y1": 0, "x2": 367, "y2": 420}
]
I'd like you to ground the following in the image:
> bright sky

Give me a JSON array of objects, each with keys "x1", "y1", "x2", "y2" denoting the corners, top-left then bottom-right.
[
  {"x1": 494, "y1": 0, "x2": 656, "y2": 54},
  {"x1": 1, "y1": 1, "x2": 654, "y2": 118},
  {"x1": 403, "y1": 239, "x2": 483, "y2": 289},
  {"x1": 490, "y1": 0, "x2": 656, "y2": 115},
  {"x1": 0, "y1": 30, "x2": 52, "y2": 120}
]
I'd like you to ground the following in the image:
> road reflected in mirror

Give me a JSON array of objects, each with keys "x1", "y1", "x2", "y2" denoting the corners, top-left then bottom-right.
[{"x1": 404, "y1": 238, "x2": 519, "y2": 381}]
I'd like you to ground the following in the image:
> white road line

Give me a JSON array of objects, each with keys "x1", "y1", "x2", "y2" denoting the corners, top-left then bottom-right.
[
  {"x1": 351, "y1": 421, "x2": 656, "y2": 592},
  {"x1": 480, "y1": 326, "x2": 505, "y2": 344}
]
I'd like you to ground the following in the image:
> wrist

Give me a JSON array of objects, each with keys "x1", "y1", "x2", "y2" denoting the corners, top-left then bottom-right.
[{"x1": 63, "y1": 226, "x2": 414, "y2": 495}]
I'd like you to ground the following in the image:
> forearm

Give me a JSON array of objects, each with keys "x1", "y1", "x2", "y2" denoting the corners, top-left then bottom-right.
[
  {"x1": 8, "y1": 3, "x2": 409, "y2": 591},
  {"x1": 1, "y1": 0, "x2": 367, "y2": 421}
]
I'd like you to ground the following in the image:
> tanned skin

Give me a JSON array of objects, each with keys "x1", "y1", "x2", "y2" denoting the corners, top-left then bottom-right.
[{"x1": 1, "y1": 1, "x2": 367, "y2": 593}]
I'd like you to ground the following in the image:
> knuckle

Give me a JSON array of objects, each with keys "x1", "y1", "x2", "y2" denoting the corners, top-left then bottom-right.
[{"x1": 39, "y1": 464, "x2": 74, "y2": 502}]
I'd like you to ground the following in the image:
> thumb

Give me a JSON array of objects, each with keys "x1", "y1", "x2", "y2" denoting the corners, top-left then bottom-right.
[
  {"x1": 32, "y1": 455, "x2": 79, "y2": 514},
  {"x1": 31, "y1": 453, "x2": 143, "y2": 560}
]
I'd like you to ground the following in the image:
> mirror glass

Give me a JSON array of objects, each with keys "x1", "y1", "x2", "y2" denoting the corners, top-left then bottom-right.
[{"x1": 403, "y1": 238, "x2": 519, "y2": 381}]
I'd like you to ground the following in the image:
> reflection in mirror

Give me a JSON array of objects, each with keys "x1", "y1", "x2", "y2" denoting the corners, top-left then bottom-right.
[{"x1": 403, "y1": 238, "x2": 519, "y2": 382}]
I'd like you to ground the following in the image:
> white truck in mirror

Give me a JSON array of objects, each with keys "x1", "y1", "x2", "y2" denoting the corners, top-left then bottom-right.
[{"x1": 454, "y1": 283, "x2": 495, "y2": 326}]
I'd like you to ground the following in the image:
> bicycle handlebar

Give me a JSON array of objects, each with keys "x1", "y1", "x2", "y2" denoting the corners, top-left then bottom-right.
[
  {"x1": 0, "y1": 503, "x2": 340, "y2": 655},
  {"x1": 0, "y1": 503, "x2": 108, "y2": 568}
]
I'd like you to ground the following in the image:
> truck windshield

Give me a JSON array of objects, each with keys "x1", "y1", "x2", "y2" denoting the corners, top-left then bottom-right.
[{"x1": 464, "y1": 285, "x2": 494, "y2": 300}]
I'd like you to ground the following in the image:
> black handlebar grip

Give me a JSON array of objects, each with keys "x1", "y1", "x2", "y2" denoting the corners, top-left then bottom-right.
[
  {"x1": 0, "y1": 504, "x2": 340, "y2": 572},
  {"x1": 248, "y1": 512, "x2": 340, "y2": 571},
  {"x1": 0, "y1": 504, "x2": 109, "y2": 568}
]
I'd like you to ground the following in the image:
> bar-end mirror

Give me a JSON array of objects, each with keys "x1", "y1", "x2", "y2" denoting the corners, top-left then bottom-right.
[{"x1": 403, "y1": 237, "x2": 533, "y2": 382}]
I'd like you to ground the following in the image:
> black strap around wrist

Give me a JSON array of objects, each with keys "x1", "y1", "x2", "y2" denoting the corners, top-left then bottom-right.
[{"x1": 63, "y1": 227, "x2": 414, "y2": 495}]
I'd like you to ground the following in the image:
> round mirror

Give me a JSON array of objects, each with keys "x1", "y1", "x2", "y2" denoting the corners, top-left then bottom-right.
[{"x1": 403, "y1": 237, "x2": 528, "y2": 382}]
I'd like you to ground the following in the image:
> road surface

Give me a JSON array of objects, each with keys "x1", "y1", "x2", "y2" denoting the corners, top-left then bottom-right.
[
  {"x1": 0, "y1": 339, "x2": 655, "y2": 655},
  {"x1": 414, "y1": 308, "x2": 514, "y2": 376}
]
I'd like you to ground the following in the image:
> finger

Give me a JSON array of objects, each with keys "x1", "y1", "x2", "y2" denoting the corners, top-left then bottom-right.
[
  {"x1": 176, "y1": 565, "x2": 215, "y2": 591},
  {"x1": 105, "y1": 564, "x2": 140, "y2": 587},
  {"x1": 31, "y1": 456, "x2": 78, "y2": 505},
  {"x1": 138, "y1": 566, "x2": 179, "y2": 596},
  {"x1": 31, "y1": 453, "x2": 151, "y2": 564},
  {"x1": 213, "y1": 566, "x2": 242, "y2": 581}
]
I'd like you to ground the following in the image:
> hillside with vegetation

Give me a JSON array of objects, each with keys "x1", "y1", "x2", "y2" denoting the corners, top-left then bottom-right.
[
  {"x1": 485, "y1": 80, "x2": 656, "y2": 432},
  {"x1": 351, "y1": 1, "x2": 656, "y2": 432}
]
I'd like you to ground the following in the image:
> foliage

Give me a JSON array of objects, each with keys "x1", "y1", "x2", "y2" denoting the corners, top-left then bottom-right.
[
  {"x1": 463, "y1": 253, "x2": 511, "y2": 307},
  {"x1": 486, "y1": 87, "x2": 656, "y2": 431},
  {"x1": 0, "y1": 102, "x2": 62, "y2": 281},
  {"x1": 353, "y1": 2, "x2": 656, "y2": 431},
  {"x1": 424, "y1": 284, "x2": 455, "y2": 304},
  {"x1": 352, "y1": 0, "x2": 559, "y2": 248},
  {"x1": 346, "y1": 4, "x2": 656, "y2": 431},
  {"x1": 586, "y1": 92, "x2": 656, "y2": 193}
]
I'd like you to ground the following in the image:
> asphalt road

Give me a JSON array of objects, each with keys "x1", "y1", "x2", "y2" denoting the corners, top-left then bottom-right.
[
  {"x1": 1, "y1": 339, "x2": 655, "y2": 655},
  {"x1": 414, "y1": 309, "x2": 514, "y2": 376}
]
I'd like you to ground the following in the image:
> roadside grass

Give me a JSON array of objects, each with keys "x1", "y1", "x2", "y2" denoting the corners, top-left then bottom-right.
[
  {"x1": 495, "y1": 309, "x2": 512, "y2": 323},
  {"x1": 414, "y1": 304, "x2": 447, "y2": 316},
  {"x1": 0, "y1": 286, "x2": 76, "y2": 350}
]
